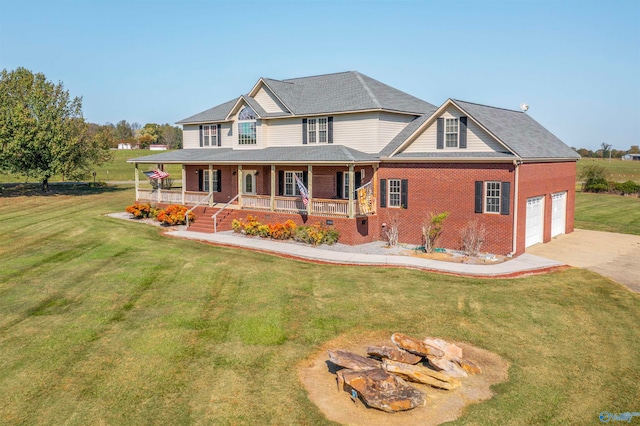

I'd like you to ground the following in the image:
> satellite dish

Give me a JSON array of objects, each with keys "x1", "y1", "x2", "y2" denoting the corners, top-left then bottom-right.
[{"x1": 520, "y1": 103, "x2": 529, "y2": 112}]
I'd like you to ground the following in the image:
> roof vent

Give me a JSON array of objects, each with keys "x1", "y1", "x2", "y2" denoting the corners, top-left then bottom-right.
[{"x1": 520, "y1": 103, "x2": 529, "y2": 112}]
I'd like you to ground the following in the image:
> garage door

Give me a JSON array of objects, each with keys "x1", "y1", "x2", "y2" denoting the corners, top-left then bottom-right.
[
  {"x1": 526, "y1": 196, "x2": 545, "y2": 247},
  {"x1": 551, "y1": 192, "x2": 567, "y2": 238}
]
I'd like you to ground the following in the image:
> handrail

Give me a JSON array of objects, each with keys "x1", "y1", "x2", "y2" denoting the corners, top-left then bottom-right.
[
  {"x1": 185, "y1": 193, "x2": 214, "y2": 228},
  {"x1": 212, "y1": 193, "x2": 240, "y2": 233}
]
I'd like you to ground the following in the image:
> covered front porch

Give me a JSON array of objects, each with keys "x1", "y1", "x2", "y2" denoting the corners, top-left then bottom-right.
[{"x1": 132, "y1": 162, "x2": 378, "y2": 219}]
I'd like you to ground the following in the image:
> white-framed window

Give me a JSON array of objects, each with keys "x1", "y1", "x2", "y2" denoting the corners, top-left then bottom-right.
[
  {"x1": 308, "y1": 117, "x2": 328, "y2": 143},
  {"x1": 485, "y1": 181, "x2": 501, "y2": 213},
  {"x1": 343, "y1": 172, "x2": 350, "y2": 199},
  {"x1": 388, "y1": 179, "x2": 401, "y2": 208},
  {"x1": 202, "y1": 125, "x2": 217, "y2": 147},
  {"x1": 202, "y1": 169, "x2": 219, "y2": 192},
  {"x1": 285, "y1": 171, "x2": 304, "y2": 196},
  {"x1": 445, "y1": 118, "x2": 458, "y2": 148},
  {"x1": 238, "y1": 106, "x2": 257, "y2": 145}
]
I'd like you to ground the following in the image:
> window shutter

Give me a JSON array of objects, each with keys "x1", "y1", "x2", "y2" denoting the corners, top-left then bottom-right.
[
  {"x1": 302, "y1": 119, "x2": 307, "y2": 145},
  {"x1": 501, "y1": 182, "x2": 511, "y2": 215},
  {"x1": 198, "y1": 169, "x2": 203, "y2": 192},
  {"x1": 336, "y1": 172, "x2": 343, "y2": 198},
  {"x1": 436, "y1": 118, "x2": 444, "y2": 149},
  {"x1": 278, "y1": 170, "x2": 284, "y2": 196},
  {"x1": 216, "y1": 124, "x2": 221, "y2": 147},
  {"x1": 216, "y1": 169, "x2": 222, "y2": 192},
  {"x1": 302, "y1": 171, "x2": 308, "y2": 187},
  {"x1": 401, "y1": 179, "x2": 408, "y2": 209},
  {"x1": 459, "y1": 117, "x2": 467, "y2": 149},
  {"x1": 199, "y1": 125, "x2": 203, "y2": 147},
  {"x1": 475, "y1": 181, "x2": 483, "y2": 213},
  {"x1": 354, "y1": 170, "x2": 362, "y2": 199},
  {"x1": 328, "y1": 116, "x2": 333, "y2": 144},
  {"x1": 380, "y1": 179, "x2": 387, "y2": 208}
]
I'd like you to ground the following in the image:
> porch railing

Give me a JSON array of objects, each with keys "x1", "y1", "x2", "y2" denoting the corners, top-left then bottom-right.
[
  {"x1": 311, "y1": 198, "x2": 348, "y2": 216},
  {"x1": 241, "y1": 194, "x2": 271, "y2": 210},
  {"x1": 274, "y1": 196, "x2": 306, "y2": 213},
  {"x1": 137, "y1": 189, "x2": 210, "y2": 205}
]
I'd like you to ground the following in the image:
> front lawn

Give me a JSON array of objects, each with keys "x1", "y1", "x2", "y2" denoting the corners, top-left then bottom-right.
[
  {"x1": 0, "y1": 186, "x2": 638, "y2": 425},
  {"x1": 575, "y1": 192, "x2": 640, "y2": 235}
]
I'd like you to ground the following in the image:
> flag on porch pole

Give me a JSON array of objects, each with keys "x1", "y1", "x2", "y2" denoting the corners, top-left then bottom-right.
[
  {"x1": 294, "y1": 174, "x2": 309, "y2": 206},
  {"x1": 143, "y1": 170, "x2": 170, "y2": 180}
]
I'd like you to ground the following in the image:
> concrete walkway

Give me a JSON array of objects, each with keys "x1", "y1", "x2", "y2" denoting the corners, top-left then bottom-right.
[
  {"x1": 527, "y1": 229, "x2": 640, "y2": 292},
  {"x1": 165, "y1": 230, "x2": 563, "y2": 278}
]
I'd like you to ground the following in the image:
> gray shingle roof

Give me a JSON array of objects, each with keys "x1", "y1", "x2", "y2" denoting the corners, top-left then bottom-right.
[
  {"x1": 128, "y1": 146, "x2": 377, "y2": 164},
  {"x1": 176, "y1": 98, "x2": 238, "y2": 124},
  {"x1": 451, "y1": 100, "x2": 580, "y2": 159},
  {"x1": 391, "y1": 151, "x2": 515, "y2": 159}
]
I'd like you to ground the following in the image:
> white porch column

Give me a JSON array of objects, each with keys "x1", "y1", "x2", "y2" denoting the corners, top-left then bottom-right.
[
  {"x1": 134, "y1": 163, "x2": 139, "y2": 201},
  {"x1": 208, "y1": 164, "x2": 214, "y2": 206},
  {"x1": 270, "y1": 165, "x2": 276, "y2": 211},
  {"x1": 237, "y1": 165, "x2": 243, "y2": 207},
  {"x1": 307, "y1": 164, "x2": 313, "y2": 215},
  {"x1": 181, "y1": 164, "x2": 186, "y2": 204},
  {"x1": 348, "y1": 164, "x2": 355, "y2": 218}
]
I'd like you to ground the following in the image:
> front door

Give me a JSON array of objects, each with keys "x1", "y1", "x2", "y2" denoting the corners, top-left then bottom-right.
[{"x1": 243, "y1": 170, "x2": 256, "y2": 194}]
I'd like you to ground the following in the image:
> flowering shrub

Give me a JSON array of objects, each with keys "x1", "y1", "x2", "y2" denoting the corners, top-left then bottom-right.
[
  {"x1": 126, "y1": 203, "x2": 152, "y2": 219},
  {"x1": 155, "y1": 204, "x2": 194, "y2": 226},
  {"x1": 294, "y1": 223, "x2": 340, "y2": 246},
  {"x1": 231, "y1": 215, "x2": 338, "y2": 245}
]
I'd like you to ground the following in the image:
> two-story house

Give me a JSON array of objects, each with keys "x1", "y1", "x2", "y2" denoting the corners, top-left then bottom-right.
[{"x1": 129, "y1": 71, "x2": 579, "y2": 255}]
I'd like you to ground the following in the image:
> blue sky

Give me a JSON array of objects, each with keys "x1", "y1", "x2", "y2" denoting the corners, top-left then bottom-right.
[{"x1": 1, "y1": 0, "x2": 638, "y2": 151}]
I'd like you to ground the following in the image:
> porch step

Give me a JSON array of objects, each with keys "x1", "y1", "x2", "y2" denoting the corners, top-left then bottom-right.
[{"x1": 187, "y1": 205, "x2": 236, "y2": 233}]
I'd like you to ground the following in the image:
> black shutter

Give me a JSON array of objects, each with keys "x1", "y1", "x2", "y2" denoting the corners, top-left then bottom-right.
[
  {"x1": 336, "y1": 172, "x2": 343, "y2": 198},
  {"x1": 501, "y1": 182, "x2": 511, "y2": 215},
  {"x1": 436, "y1": 118, "x2": 444, "y2": 149},
  {"x1": 199, "y1": 125, "x2": 203, "y2": 147},
  {"x1": 401, "y1": 179, "x2": 408, "y2": 209},
  {"x1": 198, "y1": 169, "x2": 203, "y2": 192},
  {"x1": 302, "y1": 171, "x2": 308, "y2": 187},
  {"x1": 216, "y1": 124, "x2": 221, "y2": 147},
  {"x1": 459, "y1": 117, "x2": 467, "y2": 149},
  {"x1": 380, "y1": 179, "x2": 387, "y2": 208},
  {"x1": 328, "y1": 116, "x2": 333, "y2": 144},
  {"x1": 278, "y1": 170, "x2": 284, "y2": 196},
  {"x1": 216, "y1": 169, "x2": 222, "y2": 192},
  {"x1": 354, "y1": 170, "x2": 362, "y2": 198},
  {"x1": 302, "y1": 119, "x2": 307, "y2": 145},
  {"x1": 475, "y1": 181, "x2": 483, "y2": 213}
]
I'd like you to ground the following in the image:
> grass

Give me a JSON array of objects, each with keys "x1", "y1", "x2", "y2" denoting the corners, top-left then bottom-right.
[
  {"x1": 577, "y1": 158, "x2": 640, "y2": 183},
  {"x1": 574, "y1": 192, "x2": 640, "y2": 235},
  {"x1": 0, "y1": 150, "x2": 182, "y2": 183},
  {"x1": 0, "y1": 185, "x2": 638, "y2": 425}
]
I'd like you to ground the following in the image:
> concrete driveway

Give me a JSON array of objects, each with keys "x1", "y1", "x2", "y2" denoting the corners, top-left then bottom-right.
[{"x1": 526, "y1": 229, "x2": 640, "y2": 292}]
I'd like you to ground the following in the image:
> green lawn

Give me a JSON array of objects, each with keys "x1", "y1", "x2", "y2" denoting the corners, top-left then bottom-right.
[
  {"x1": 577, "y1": 158, "x2": 640, "y2": 183},
  {"x1": 0, "y1": 150, "x2": 182, "y2": 183},
  {"x1": 0, "y1": 184, "x2": 638, "y2": 425},
  {"x1": 574, "y1": 192, "x2": 640, "y2": 235}
]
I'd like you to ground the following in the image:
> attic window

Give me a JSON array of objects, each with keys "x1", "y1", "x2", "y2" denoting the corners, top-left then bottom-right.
[
  {"x1": 445, "y1": 118, "x2": 458, "y2": 148},
  {"x1": 238, "y1": 106, "x2": 257, "y2": 120},
  {"x1": 238, "y1": 106, "x2": 257, "y2": 145}
]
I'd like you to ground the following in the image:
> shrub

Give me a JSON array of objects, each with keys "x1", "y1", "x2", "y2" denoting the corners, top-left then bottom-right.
[
  {"x1": 422, "y1": 211, "x2": 449, "y2": 253},
  {"x1": 581, "y1": 165, "x2": 609, "y2": 193},
  {"x1": 155, "y1": 204, "x2": 194, "y2": 226},
  {"x1": 126, "y1": 203, "x2": 151, "y2": 219},
  {"x1": 294, "y1": 223, "x2": 340, "y2": 246},
  {"x1": 268, "y1": 220, "x2": 297, "y2": 240},
  {"x1": 617, "y1": 180, "x2": 640, "y2": 195},
  {"x1": 461, "y1": 219, "x2": 486, "y2": 257}
]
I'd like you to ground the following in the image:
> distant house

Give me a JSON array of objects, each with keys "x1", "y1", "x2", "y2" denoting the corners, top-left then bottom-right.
[
  {"x1": 118, "y1": 143, "x2": 132, "y2": 150},
  {"x1": 128, "y1": 71, "x2": 579, "y2": 255},
  {"x1": 622, "y1": 153, "x2": 640, "y2": 161},
  {"x1": 149, "y1": 144, "x2": 168, "y2": 151}
]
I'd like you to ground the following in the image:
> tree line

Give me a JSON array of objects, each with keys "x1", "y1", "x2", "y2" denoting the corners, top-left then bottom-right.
[
  {"x1": 89, "y1": 120, "x2": 182, "y2": 150},
  {"x1": 0, "y1": 67, "x2": 181, "y2": 191},
  {"x1": 573, "y1": 142, "x2": 639, "y2": 159}
]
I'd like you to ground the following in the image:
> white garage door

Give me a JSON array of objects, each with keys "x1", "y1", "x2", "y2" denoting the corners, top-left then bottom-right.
[
  {"x1": 526, "y1": 196, "x2": 545, "y2": 247},
  {"x1": 551, "y1": 192, "x2": 567, "y2": 238}
]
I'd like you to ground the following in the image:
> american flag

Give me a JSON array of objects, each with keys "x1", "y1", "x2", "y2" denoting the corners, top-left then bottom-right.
[
  {"x1": 294, "y1": 174, "x2": 309, "y2": 206},
  {"x1": 143, "y1": 170, "x2": 170, "y2": 180}
]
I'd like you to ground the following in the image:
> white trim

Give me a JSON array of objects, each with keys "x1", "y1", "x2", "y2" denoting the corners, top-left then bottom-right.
[
  {"x1": 484, "y1": 181, "x2": 501, "y2": 214},
  {"x1": 388, "y1": 178, "x2": 401, "y2": 208}
]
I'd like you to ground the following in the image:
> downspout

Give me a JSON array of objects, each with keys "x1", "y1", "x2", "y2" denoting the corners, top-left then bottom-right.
[{"x1": 510, "y1": 159, "x2": 521, "y2": 256}]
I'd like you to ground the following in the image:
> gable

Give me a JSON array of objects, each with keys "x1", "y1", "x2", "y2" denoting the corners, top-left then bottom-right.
[
  {"x1": 401, "y1": 105, "x2": 507, "y2": 154},
  {"x1": 253, "y1": 85, "x2": 289, "y2": 114}
]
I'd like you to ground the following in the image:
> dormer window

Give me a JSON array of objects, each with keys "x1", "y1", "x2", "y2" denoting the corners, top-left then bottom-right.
[
  {"x1": 445, "y1": 118, "x2": 458, "y2": 148},
  {"x1": 238, "y1": 106, "x2": 257, "y2": 145}
]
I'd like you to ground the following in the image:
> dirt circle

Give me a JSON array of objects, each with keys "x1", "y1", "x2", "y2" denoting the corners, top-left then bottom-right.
[{"x1": 297, "y1": 332, "x2": 509, "y2": 426}]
